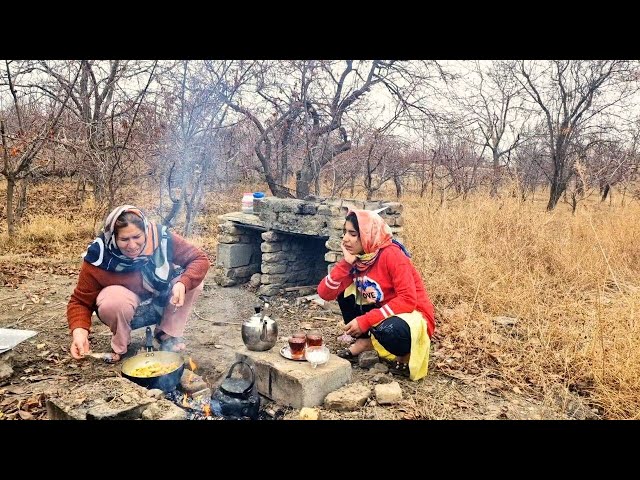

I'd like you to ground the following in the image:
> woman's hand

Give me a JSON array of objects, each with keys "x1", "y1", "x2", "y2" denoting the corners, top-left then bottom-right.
[
  {"x1": 70, "y1": 328, "x2": 90, "y2": 359},
  {"x1": 343, "y1": 319, "x2": 363, "y2": 337},
  {"x1": 341, "y1": 242, "x2": 357, "y2": 265},
  {"x1": 170, "y1": 281, "x2": 186, "y2": 308}
]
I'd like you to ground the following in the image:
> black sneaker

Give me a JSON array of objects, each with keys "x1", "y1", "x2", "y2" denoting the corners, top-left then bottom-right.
[
  {"x1": 336, "y1": 348, "x2": 359, "y2": 364},
  {"x1": 389, "y1": 361, "x2": 410, "y2": 378}
]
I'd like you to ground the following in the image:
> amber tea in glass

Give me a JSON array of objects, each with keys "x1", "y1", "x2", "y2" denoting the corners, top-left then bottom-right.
[
  {"x1": 306, "y1": 333, "x2": 323, "y2": 347},
  {"x1": 288, "y1": 336, "x2": 306, "y2": 358}
]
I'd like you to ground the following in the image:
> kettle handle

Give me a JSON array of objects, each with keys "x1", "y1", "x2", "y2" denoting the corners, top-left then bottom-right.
[
  {"x1": 226, "y1": 361, "x2": 255, "y2": 394},
  {"x1": 260, "y1": 318, "x2": 268, "y2": 341},
  {"x1": 259, "y1": 303, "x2": 270, "y2": 341}
]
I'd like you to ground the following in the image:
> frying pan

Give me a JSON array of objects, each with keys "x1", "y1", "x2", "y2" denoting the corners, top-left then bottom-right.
[{"x1": 120, "y1": 327, "x2": 184, "y2": 392}]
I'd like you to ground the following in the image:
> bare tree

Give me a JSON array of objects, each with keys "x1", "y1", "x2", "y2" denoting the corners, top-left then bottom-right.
[
  {"x1": 515, "y1": 60, "x2": 637, "y2": 210},
  {"x1": 359, "y1": 130, "x2": 397, "y2": 200},
  {"x1": 220, "y1": 60, "x2": 444, "y2": 199},
  {"x1": 590, "y1": 132, "x2": 640, "y2": 203},
  {"x1": 155, "y1": 60, "x2": 237, "y2": 235},
  {"x1": 32, "y1": 60, "x2": 159, "y2": 212},
  {"x1": 320, "y1": 148, "x2": 362, "y2": 198},
  {"x1": 0, "y1": 60, "x2": 80, "y2": 236},
  {"x1": 508, "y1": 132, "x2": 546, "y2": 202},
  {"x1": 453, "y1": 61, "x2": 529, "y2": 197},
  {"x1": 434, "y1": 131, "x2": 484, "y2": 201}
]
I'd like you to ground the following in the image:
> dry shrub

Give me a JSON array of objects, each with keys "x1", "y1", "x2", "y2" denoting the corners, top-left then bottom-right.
[
  {"x1": 0, "y1": 214, "x2": 92, "y2": 256},
  {"x1": 403, "y1": 195, "x2": 640, "y2": 418},
  {"x1": 19, "y1": 214, "x2": 79, "y2": 243}
]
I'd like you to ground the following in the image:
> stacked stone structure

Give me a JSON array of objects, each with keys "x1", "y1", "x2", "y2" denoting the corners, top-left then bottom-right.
[{"x1": 214, "y1": 197, "x2": 404, "y2": 296}]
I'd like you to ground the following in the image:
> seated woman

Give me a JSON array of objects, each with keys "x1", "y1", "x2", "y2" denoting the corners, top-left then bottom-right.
[
  {"x1": 317, "y1": 209, "x2": 435, "y2": 380},
  {"x1": 67, "y1": 205, "x2": 210, "y2": 363}
]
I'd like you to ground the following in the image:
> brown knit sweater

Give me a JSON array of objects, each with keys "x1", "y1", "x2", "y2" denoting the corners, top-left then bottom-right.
[{"x1": 67, "y1": 232, "x2": 210, "y2": 333}]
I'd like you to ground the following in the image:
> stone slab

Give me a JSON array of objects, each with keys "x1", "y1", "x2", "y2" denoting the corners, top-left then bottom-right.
[
  {"x1": 234, "y1": 345, "x2": 352, "y2": 408},
  {"x1": 217, "y1": 243, "x2": 255, "y2": 268},
  {"x1": 46, "y1": 376, "x2": 157, "y2": 420},
  {"x1": 219, "y1": 212, "x2": 266, "y2": 230}
]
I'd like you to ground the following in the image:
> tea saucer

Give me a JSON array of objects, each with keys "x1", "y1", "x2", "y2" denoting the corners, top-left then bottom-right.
[{"x1": 280, "y1": 345, "x2": 306, "y2": 362}]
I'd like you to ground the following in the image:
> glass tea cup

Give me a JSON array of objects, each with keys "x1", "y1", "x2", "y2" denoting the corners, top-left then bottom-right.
[
  {"x1": 288, "y1": 336, "x2": 306, "y2": 359},
  {"x1": 306, "y1": 331, "x2": 323, "y2": 347},
  {"x1": 292, "y1": 331, "x2": 307, "y2": 340}
]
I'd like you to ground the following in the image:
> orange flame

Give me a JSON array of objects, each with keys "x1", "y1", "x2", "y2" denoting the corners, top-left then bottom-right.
[
  {"x1": 204, "y1": 404, "x2": 211, "y2": 417},
  {"x1": 182, "y1": 394, "x2": 189, "y2": 407},
  {"x1": 188, "y1": 357, "x2": 197, "y2": 371}
]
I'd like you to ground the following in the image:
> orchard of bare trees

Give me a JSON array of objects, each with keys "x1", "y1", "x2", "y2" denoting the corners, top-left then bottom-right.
[{"x1": 2, "y1": 60, "x2": 640, "y2": 235}]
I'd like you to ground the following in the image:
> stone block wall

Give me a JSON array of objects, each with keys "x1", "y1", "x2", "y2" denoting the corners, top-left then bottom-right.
[
  {"x1": 214, "y1": 197, "x2": 404, "y2": 295},
  {"x1": 258, "y1": 231, "x2": 327, "y2": 296},
  {"x1": 213, "y1": 221, "x2": 263, "y2": 287}
]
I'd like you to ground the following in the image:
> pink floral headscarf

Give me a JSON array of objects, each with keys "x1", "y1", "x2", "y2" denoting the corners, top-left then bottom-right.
[{"x1": 348, "y1": 209, "x2": 394, "y2": 272}]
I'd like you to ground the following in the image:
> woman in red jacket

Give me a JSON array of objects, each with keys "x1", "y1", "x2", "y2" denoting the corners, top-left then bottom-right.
[
  {"x1": 67, "y1": 205, "x2": 210, "y2": 363},
  {"x1": 318, "y1": 209, "x2": 434, "y2": 380}
]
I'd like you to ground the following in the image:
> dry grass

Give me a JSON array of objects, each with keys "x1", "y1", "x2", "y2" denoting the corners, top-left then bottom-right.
[
  {"x1": 1, "y1": 178, "x2": 639, "y2": 418},
  {"x1": 401, "y1": 195, "x2": 640, "y2": 419}
]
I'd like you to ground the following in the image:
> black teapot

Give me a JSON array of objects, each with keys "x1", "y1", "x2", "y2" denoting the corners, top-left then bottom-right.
[{"x1": 211, "y1": 361, "x2": 260, "y2": 420}]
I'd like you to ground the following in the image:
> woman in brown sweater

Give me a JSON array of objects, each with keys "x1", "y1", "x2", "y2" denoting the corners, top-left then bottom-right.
[{"x1": 67, "y1": 205, "x2": 210, "y2": 363}]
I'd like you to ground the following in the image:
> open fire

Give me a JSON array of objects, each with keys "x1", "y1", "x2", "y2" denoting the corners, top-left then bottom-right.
[{"x1": 163, "y1": 357, "x2": 283, "y2": 420}]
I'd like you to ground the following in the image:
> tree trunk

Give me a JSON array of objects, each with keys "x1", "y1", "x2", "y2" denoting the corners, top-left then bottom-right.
[
  {"x1": 393, "y1": 173, "x2": 403, "y2": 199},
  {"x1": 6, "y1": 177, "x2": 16, "y2": 237},
  {"x1": 15, "y1": 179, "x2": 28, "y2": 227},
  {"x1": 571, "y1": 192, "x2": 578, "y2": 214},
  {"x1": 314, "y1": 168, "x2": 321, "y2": 196},
  {"x1": 162, "y1": 199, "x2": 184, "y2": 227},
  {"x1": 547, "y1": 178, "x2": 565, "y2": 210},
  {"x1": 295, "y1": 164, "x2": 314, "y2": 199},
  {"x1": 600, "y1": 183, "x2": 610, "y2": 202},
  {"x1": 184, "y1": 203, "x2": 194, "y2": 237},
  {"x1": 490, "y1": 153, "x2": 500, "y2": 198}
]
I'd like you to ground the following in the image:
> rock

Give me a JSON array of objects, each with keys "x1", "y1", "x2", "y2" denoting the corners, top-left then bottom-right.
[
  {"x1": 371, "y1": 373, "x2": 393, "y2": 384},
  {"x1": 299, "y1": 407, "x2": 321, "y2": 420},
  {"x1": 142, "y1": 400, "x2": 188, "y2": 420},
  {"x1": 370, "y1": 362, "x2": 389, "y2": 374},
  {"x1": 324, "y1": 383, "x2": 371, "y2": 411},
  {"x1": 375, "y1": 382, "x2": 403, "y2": 405},
  {"x1": 358, "y1": 351, "x2": 379, "y2": 369},
  {"x1": 0, "y1": 361, "x2": 13, "y2": 382},
  {"x1": 180, "y1": 370, "x2": 208, "y2": 394},
  {"x1": 249, "y1": 273, "x2": 262, "y2": 288},
  {"x1": 141, "y1": 404, "x2": 161, "y2": 420},
  {"x1": 146, "y1": 389, "x2": 165, "y2": 399}
]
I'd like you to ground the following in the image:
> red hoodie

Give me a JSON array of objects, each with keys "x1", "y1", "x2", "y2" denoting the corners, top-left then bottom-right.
[{"x1": 318, "y1": 244, "x2": 435, "y2": 338}]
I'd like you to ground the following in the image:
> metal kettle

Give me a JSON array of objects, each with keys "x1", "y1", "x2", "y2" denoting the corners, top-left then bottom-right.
[
  {"x1": 210, "y1": 361, "x2": 260, "y2": 419},
  {"x1": 241, "y1": 301, "x2": 278, "y2": 351}
]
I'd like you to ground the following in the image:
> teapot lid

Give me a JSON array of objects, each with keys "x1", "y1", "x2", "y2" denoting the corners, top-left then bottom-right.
[
  {"x1": 220, "y1": 378, "x2": 252, "y2": 396},
  {"x1": 219, "y1": 361, "x2": 255, "y2": 397}
]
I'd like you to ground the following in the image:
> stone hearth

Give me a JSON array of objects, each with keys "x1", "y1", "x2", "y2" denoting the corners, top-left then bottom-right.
[{"x1": 214, "y1": 197, "x2": 404, "y2": 296}]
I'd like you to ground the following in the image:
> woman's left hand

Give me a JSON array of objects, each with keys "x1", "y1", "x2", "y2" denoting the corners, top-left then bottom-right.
[
  {"x1": 343, "y1": 319, "x2": 363, "y2": 337},
  {"x1": 170, "y1": 281, "x2": 186, "y2": 308}
]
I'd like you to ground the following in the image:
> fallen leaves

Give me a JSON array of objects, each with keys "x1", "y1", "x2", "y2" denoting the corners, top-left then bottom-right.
[
  {"x1": 17, "y1": 410, "x2": 35, "y2": 420},
  {"x1": 0, "y1": 391, "x2": 47, "y2": 420}
]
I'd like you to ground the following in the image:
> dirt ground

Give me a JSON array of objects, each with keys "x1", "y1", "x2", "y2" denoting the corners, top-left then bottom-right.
[{"x1": 0, "y1": 264, "x2": 596, "y2": 420}]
